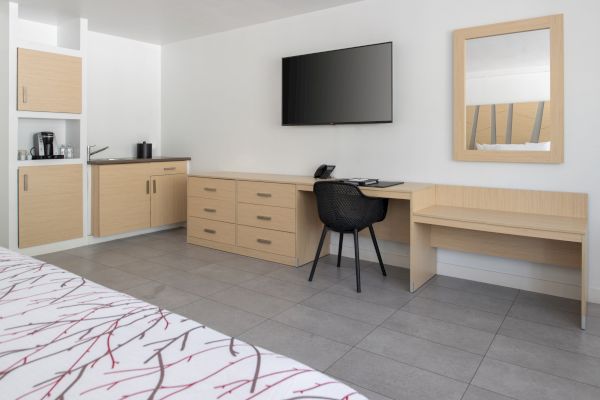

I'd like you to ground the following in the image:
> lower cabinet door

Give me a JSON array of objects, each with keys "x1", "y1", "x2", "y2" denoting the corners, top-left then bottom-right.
[
  {"x1": 19, "y1": 165, "x2": 83, "y2": 248},
  {"x1": 96, "y1": 164, "x2": 151, "y2": 236},
  {"x1": 151, "y1": 173, "x2": 187, "y2": 227}
]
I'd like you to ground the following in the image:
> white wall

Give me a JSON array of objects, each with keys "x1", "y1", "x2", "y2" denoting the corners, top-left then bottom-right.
[
  {"x1": 88, "y1": 32, "x2": 161, "y2": 158},
  {"x1": 0, "y1": 4, "x2": 10, "y2": 247},
  {"x1": 162, "y1": 0, "x2": 600, "y2": 301}
]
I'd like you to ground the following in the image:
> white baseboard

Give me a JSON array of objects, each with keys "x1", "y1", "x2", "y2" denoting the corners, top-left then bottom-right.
[
  {"x1": 330, "y1": 233, "x2": 599, "y2": 304},
  {"x1": 16, "y1": 223, "x2": 185, "y2": 257}
]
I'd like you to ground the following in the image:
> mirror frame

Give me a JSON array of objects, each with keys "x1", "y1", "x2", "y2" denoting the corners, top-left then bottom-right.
[{"x1": 453, "y1": 15, "x2": 564, "y2": 163}]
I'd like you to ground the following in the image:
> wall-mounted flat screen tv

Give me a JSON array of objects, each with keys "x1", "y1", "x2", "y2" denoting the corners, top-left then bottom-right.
[{"x1": 282, "y1": 42, "x2": 392, "y2": 125}]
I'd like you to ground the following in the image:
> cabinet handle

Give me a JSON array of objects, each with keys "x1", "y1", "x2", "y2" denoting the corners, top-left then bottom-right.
[
  {"x1": 164, "y1": 167, "x2": 176, "y2": 171},
  {"x1": 153, "y1": 180, "x2": 156, "y2": 194},
  {"x1": 204, "y1": 208, "x2": 216, "y2": 213},
  {"x1": 256, "y1": 192, "x2": 272, "y2": 198},
  {"x1": 257, "y1": 238, "x2": 272, "y2": 245},
  {"x1": 204, "y1": 187, "x2": 217, "y2": 192},
  {"x1": 23, "y1": 174, "x2": 28, "y2": 191},
  {"x1": 256, "y1": 215, "x2": 271, "y2": 221},
  {"x1": 146, "y1": 180, "x2": 150, "y2": 194},
  {"x1": 22, "y1": 87, "x2": 28, "y2": 103},
  {"x1": 204, "y1": 229, "x2": 216, "y2": 234}
]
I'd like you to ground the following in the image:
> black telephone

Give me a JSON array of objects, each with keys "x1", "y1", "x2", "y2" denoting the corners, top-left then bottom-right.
[{"x1": 313, "y1": 164, "x2": 335, "y2": 179}]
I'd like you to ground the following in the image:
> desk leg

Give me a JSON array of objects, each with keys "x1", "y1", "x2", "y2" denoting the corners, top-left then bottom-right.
[
  {"x1": 409, "y1": 187, "x2": 437, "y2": 292},
  {"x1": 581, "y1": 234, "x2": 588, "y2": 330}
]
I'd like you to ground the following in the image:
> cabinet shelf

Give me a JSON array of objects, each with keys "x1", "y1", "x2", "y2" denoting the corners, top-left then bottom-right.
[
  {"x1": 16, "y1": 40, "x2": 82, "y2": 57},
  {"x1": 16, "y1": 159, "x2": 82, "y2": 167},
  {"x1": 17, "y1": 111, "x2": 82, "y2": 120}
]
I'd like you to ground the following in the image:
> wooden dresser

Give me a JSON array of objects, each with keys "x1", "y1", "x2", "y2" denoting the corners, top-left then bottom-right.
[{"x1": 187, "y1": 174, "x2": 325, "y2": 266}]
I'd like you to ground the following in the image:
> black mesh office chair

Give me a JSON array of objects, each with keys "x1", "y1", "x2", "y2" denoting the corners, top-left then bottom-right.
[{"x1": 309, "y1": 181, "x2": 388, "y2": 292}]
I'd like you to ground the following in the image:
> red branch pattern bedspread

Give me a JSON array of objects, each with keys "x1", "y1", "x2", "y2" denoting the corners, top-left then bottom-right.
[{"x1": 0, "y1": 249, "x2": 366, "y2": 400}]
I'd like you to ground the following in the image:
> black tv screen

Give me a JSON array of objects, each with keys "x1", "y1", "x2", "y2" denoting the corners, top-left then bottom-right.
[{"x1": 282, "y1": 42, "x2": 392, "y2": 125}]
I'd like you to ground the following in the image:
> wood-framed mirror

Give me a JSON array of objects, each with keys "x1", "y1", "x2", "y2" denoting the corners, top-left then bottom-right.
[{"x1": 453, "y1": 15, "x2": 564, "y2": 163}]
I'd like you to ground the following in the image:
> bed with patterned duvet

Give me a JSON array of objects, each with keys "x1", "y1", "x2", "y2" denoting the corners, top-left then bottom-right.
[{"x1": 0, "y1": 248, "x2": 366, "y2": 400}]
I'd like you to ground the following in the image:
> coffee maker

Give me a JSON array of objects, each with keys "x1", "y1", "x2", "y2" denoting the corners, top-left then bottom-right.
[{"x1": 32, "y1": 132, "x2": 63, "y2": 159}]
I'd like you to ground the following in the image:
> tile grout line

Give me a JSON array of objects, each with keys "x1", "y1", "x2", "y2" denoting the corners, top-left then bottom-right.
[{"x1": 459, "y1": 288, "x2": 521, "y2": 400}]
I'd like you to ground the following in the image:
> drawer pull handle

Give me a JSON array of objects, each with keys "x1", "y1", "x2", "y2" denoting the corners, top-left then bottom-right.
[
  {"x1": 257, "y1": 238, "x2": 272, "y2": 245},
  {"x1": 257, "y1": 192, "x2": 272, "y2": 198},
  {"x1": 146, "y1": 180, "x2": 150, "y2": 194},
  {"x1": 256, "y1": 215, "x2": 272, "y2": 221},
  {"x1": 204, "y1": 187, "x2": 217, "y2": 192},
  {"x1": 23, "y1": 174, "x2": 28, "y2": 191},
  {"x1": 204, "y1": 208, "x2": 216, "y2": 213},
  {"x1": 164, "y1": 167, "x2": 176, "y2": 171},
  {"x1": 204, "y1": 229, "x2": 216, "y2": 234}
]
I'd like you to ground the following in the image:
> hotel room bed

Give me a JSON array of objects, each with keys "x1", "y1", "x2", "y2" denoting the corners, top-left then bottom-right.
[{"x1": 0, "y1": 248, "x2": 366, "y2": 400}]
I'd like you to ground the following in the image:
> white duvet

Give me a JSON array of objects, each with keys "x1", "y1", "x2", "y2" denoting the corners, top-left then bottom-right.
[{"x1": 0, "y1": 249, "x2": 366, "y2": 400}]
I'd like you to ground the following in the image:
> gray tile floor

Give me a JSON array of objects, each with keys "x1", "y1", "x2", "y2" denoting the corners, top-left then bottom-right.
[{"x1": 37, "y1": 228, "x2": 600, "y2": 400}]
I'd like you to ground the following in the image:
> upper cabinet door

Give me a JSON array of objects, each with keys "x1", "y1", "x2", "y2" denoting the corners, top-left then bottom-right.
[{"x1": 17, "y1": 48, "x2": 82, "y2": 113}]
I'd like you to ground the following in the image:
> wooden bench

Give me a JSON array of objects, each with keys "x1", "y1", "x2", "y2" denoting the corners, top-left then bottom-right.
[{"x1": 413, "y1": 185, "x2": 588, "y2": 329}]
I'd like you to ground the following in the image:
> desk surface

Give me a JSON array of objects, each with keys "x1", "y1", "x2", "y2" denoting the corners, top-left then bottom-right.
[{"x1": 189, "y1": 171, "x2": 433, "y2": 196}]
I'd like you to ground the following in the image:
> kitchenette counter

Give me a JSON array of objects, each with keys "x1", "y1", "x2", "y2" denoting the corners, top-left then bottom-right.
[{"x1": 88, "y1": 156, "x2": 191, "y2": 165}]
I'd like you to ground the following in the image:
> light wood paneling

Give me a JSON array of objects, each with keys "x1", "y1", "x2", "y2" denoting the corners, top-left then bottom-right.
[
  {"x1": 410, "y1": 186, "x2": 437, "y2": 291},
  {"x1": 151, "y1": 174, "x2": 187, "y2": 227},
  {"x1": 94, "y1": 164, "x2": 151, "y2": 237},
  {"x1": 414, "y1": 206, "x2": 586, "y2": 240},
  {"x1": 431, "y1": 226, "x2": 581, "y2": 268},
  {"x1": 237, "y1": 203, "x2": 295, "y2": 232},
  {"x1": 188, "y1": 217, "x2": 236, "y2": 245},
  {"x1": 188, "y1": 197, "x2": 235, "y2": 223},
  {"x1": 188, "y1": 236, "x2": 297, "y2": 266},
  {"x1": 237, "y1": 181, "x2": 295, "y2": 208},
  {"x1": 237, "y1": 225, "x2": 296, "y2": 257},
  {"x1": 188, "y1": 177, "x2": 235, "y2": 201},
  {"x1": 360, "y1": 199, "x2": 410, "y2": 243},
  {"x1": 435, "y1": 185, "x2": 587, "y2": 218},
  {"x1": 147, "y1": 161, "x2": 187, "y2": 176},
  {"x1": 19, "y1": 165, "x2": 83, "y2": 248},
  {"x1": 453, "y1": 14, "x2": 563, "y2": 163},
  {"x1": 17, "y1": 48, "x2": 82, "y2": 113},
  {"x1": 296, "y1": 190, "x2": 329, "y2": 266}
]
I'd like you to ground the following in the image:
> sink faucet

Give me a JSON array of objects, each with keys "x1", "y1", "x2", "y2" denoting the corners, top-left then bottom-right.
[{"x1": 87, "y1": 145, "x2": 109, "y2": 162}]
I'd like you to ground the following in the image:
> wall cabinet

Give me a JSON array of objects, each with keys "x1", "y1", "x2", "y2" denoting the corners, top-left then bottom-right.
[
  {"x1": 17, "y1": 48, "x2": 82, "y2": 113},
  {"x1": 18, "y1": 165, "x2": 83, "y2": 248},
  {"x1": 92, "y1": 162, "x2": 187, "y2": 237}
]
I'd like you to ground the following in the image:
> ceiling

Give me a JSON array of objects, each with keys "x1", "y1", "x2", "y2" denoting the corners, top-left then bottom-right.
[{"x1": 11, "y1": 0, "x2": 362, "y2": 44}]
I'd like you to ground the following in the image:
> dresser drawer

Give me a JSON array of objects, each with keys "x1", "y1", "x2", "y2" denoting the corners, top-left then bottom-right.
[
  {"x1": 148, "y1": 161, "x2": 187, "y2": 176},
  {"x1": 237, "y1": 225, "x2": 295, "y2": 257},
  {"x1": 188, "y1": 197, "x2": 235, "y2": 223},
  {"x1": 188, "y1": 217, "x2": 235, "y2": 245},
  {"x1": 237, "y1": 181, "x2": 295, "y2": 208},
  {"x1": 189, "y1": 177, "x2": 235, "y2": 201},
  {"x1": 237, "y1": 203, "x2": 295, "y2": 232}
]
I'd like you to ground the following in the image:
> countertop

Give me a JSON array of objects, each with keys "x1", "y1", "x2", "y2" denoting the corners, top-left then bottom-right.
[{"x1": 88, "y1": 156, "x2": 191, "y2": 165}]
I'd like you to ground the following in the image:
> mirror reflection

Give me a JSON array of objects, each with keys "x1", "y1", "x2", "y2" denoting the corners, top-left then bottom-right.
[{"x1": 465, "y1": 29, "x2": 551, "y2": 151}]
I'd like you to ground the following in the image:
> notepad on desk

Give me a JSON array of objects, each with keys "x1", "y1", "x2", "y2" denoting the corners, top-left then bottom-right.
[{"x1": 346, "y1": 178, "x2": 379, "y2": 186}]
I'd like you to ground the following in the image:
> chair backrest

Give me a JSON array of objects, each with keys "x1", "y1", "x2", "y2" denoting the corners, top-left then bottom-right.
[{"x1": 313, "y1": 181, "x2": 388, "y2": 232}]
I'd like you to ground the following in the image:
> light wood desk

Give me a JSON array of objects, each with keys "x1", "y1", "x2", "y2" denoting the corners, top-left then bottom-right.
[{"x1": 187, "y1": 172, "x2": 589, "y2": 329}]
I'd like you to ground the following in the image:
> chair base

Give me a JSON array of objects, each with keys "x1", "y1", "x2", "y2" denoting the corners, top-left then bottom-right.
[{"x1": 309, "y1": 225, "x2": 386, "y2": 293}]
